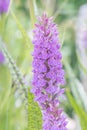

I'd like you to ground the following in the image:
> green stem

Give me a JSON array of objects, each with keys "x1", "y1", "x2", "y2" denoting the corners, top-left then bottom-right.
[
  {"x1": 0, "y1": 15, "x2": 6, "y2": 38},
  {"x1": 29, "y1": 0, "x2": 36, "y2": 28}
]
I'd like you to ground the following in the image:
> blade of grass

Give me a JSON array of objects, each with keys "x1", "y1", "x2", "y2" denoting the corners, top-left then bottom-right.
[
  {"x1": 66, "y1": 90, "x2": 87, "y2": 130},
  {"x1": 64, "y1": 60, "x2": 87, "y2": 112},
  {"x1": 0, "y1": 38, "x2": 28, "y2": 111},
  {"x1": 11, "y1": 11, "x2": 32, "y2": 50},
  {"x1": 28, "y1": 0, "x2": 36, "y2": 28},
  {"x1": 76, "y1": 50, "x2": 87, "y2": 74}
]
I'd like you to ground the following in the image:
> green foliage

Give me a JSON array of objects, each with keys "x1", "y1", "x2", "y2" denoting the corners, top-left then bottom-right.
[
  {"x1": 66, "y1": 91, "x2": 87, "y2": 130},
  {"x1": 64, "y1": 61, "x2": 87, "y2": 112},
  {"x1": 76, "y1": 51, "x2": 87, "y2": 74},
  {"x1": 28, "y1": 89, "x2": 42, "y2": 130},
  {"x1": 0, "y1": 36, "x2": 42, "y2": 130}
]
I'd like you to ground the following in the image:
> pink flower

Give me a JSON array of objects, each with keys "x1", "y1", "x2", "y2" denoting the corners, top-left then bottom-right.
[
  {"x1": 0, "y1": 0, "x2": 10, "y2": 14},
  {"x1": 32, "y1": 14, "x2": 67, "y2": 130}
]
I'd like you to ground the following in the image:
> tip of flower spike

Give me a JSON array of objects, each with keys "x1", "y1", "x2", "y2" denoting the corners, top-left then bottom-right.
[
  {"x1": 38, "y1": 13, "x2": 53, "y2": 26},
  {"x1": 38, "y1": 13, "x2": 48, "y2": 25}
]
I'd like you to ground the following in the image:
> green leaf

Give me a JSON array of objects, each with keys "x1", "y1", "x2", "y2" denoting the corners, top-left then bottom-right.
[
  {"x1": 64, "y1": 61, "x2": 87, "y2": 112},
  {"x1": 27, "y1": 89, "x2": 42, "y2": 130},
  {"x1": 76, "y1": 51, "x2": 87, "y2": 74},
  {"x1": 0, "y1": 65, "x2": 12, "y2": 111},
  {"x1": 66, "y1": 91, "x2": 87, "y2": 130}
]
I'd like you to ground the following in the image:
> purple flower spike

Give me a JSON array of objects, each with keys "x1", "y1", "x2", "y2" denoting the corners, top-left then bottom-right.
[
  {"x1": 0, "y1": 51, "x2": 5, "y2": 64},
  {"x1": 0, "y1": 0, "x2": 10, "y2": 14},
  {"x1": 81, "y1": 30, "x2": 87, "y2": 48},
  {"x1": 32, "y1": 14, "x2": 67, "y2": 130},
  {"x1": 76, "y1": 4, "x2": 87, "y2": 49}
]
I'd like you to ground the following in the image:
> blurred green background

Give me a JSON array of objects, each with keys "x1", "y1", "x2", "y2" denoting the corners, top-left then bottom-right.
[{"x1": 0, "y1": 0, "x2": 87, "y2": 130}]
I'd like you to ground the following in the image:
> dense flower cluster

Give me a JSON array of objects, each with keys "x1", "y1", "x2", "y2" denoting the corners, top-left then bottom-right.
[
  {"x1": 0, "y1": 51, "x2": 5, "y2": 64},
  {"x1": 0, "y1": 0, "x2": 10, "y2": 14},
  {"x1": 32, "y1": 14, "x2": 67, "y2": 130}
]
